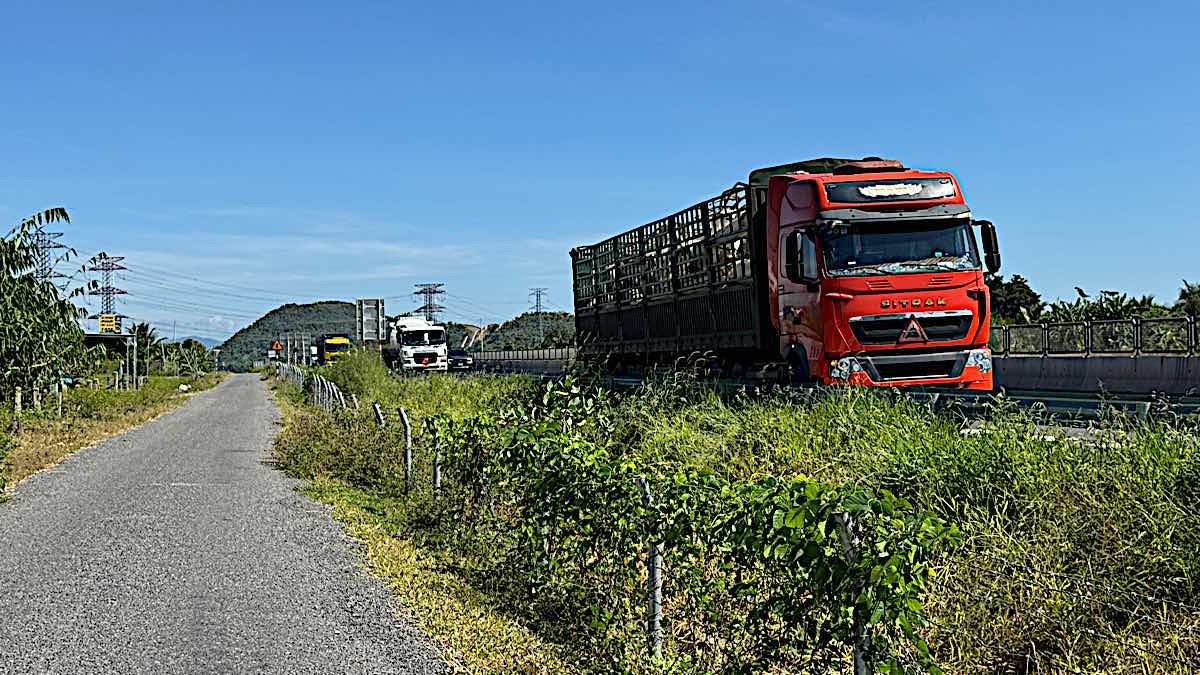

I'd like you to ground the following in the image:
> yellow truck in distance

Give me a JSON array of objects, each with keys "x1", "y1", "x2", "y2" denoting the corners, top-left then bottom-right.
[{"x1": 317, "y1": 334, "x2": 352, "y2": 365}]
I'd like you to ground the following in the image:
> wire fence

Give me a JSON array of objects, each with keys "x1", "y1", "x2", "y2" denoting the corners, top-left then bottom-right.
[
  {"x1": 991, "y1": 316, "x2": 1198, "y2": 356},
  {"x1": 273, "y1": 367, "x2": 1200, "y2": 673},
  {"x1": 273, "y1": 362, "x2": 349, "y2": 413}
]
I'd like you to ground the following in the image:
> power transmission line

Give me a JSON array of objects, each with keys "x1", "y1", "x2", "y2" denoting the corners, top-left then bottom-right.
[
  {"x1": 414, "y1": 283, "x2": 446, "y2": 323},
  {"x1": 87, "y1": 254, "x2": 128, "y2": 329},
  {"x1": 30, "y1": 226, "x2": 66, "y2": 284},
  {"x1": 530, "y1": 287, "x2": 548, "y2": 343}
]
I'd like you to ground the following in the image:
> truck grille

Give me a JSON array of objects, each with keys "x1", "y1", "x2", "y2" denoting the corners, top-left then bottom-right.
[
  {"x1": 862, "y1": 351, "x2": 967, "y2": 381},
  {"x1": 873, "y1": 359, "x2": 956, "y2": 380},
  {"x1": 414, "y1": 352, "x2": 438, "y2": 363},
  {"x1": 850, "y1": 311, "x2": 972, "y2": 345}
]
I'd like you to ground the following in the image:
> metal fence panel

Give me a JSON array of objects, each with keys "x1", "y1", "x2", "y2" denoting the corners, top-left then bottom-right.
[
  {"x1": 1090, "y1": 320, "x2": 1136, "y2": 353},
  {"x1": 1141, "y1": 317, "x2": 1191, "y2": 353},
  {"x1": 1007, "y1": 324, "x2": 1044, "y2": 354},
  {"x1": 1046, "y1": 322, "x2": 1087, "y2": 354},
  {"x1": 988, "y1": 327, "x2": 1008, "y2": 355}
]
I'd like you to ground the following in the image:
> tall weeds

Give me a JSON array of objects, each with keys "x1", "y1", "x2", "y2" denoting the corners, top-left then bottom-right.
[{"x1": 278, "y1": 350, "x2": 1200, "y2": 673}]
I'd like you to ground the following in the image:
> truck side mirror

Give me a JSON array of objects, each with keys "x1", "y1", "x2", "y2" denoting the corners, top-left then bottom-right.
[{"x1": 976, "y1": 220, "x2": 1001, "y2": 273}]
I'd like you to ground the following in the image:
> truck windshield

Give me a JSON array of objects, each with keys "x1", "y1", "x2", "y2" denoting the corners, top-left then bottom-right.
[
  {"x1": 823, "y1": 220, "x2": 980, "y2": 276},
  {"x1": 402, "y1": 330, "x2": 445, "y2": 346},
  {"x1": 324, "y1": 342, "x2": 349, "y2": 352}
]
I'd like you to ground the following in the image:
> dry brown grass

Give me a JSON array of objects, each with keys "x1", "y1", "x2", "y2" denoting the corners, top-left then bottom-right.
[{"x1": 3, "y1": 373, "x2": 226, "y2": 490}]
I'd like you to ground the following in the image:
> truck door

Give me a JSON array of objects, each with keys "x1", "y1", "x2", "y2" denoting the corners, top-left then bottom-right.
[{"x1": 775, "y1": 181, "x2": 822, "y2": 375}]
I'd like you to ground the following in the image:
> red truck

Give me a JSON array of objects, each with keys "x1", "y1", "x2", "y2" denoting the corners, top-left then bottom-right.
[{"x1": 570, "y1": 157, "x2": 1001, "y2": 389}]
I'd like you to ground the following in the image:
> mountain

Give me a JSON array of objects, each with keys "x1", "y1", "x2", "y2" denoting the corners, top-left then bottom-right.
[
  {"x1": 467, "y1": 311, "x2": 575, "y2": 351},
  {"x1": 219, "y1": 301, "x2": 356, "y2": 371},
  {"x1": 178, "y1": 335, "x2": 221, "y2": 349}
]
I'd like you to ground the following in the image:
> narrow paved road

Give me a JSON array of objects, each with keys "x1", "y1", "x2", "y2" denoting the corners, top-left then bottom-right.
[{"x1": 0, "y1": 374, "x2": 447, "y2": 674}]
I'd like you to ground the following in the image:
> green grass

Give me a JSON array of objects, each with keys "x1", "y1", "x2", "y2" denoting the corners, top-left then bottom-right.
[{"x1": 275, "y1": 350, "x2": 1200, "y2": 673}]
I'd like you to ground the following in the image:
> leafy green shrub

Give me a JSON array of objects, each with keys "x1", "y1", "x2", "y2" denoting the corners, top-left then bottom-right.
[
  {"x1": 273, "y1": 355, "x2": 1200, "y2": 673},
  {"x1": 277, "y1": 365, "x2": 959, "y2": 672}
]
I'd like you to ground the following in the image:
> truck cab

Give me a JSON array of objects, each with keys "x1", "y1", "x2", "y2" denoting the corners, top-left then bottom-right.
[
  {"x1": 764, "y1": 160, "x2": 1001, "y2": 389},
  {"x1": 317, "y1": 334, "x2": 352, "y2": 365},
  {"x1": 385, "y1": 316, "x2": 448, "y2": 372}
]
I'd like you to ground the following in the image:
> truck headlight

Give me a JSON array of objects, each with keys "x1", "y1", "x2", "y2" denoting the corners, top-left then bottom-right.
[
  {"x1": 966, "y1": 348, "x2": 993, "y2": 373},
  {"x1": 830, "y1": 357, "x2": 863, "y2": 381}
]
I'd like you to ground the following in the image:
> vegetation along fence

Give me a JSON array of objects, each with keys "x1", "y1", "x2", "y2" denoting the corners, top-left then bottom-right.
[{"x1": 280, "y1": 372, "x2": 964, "y2": 673}]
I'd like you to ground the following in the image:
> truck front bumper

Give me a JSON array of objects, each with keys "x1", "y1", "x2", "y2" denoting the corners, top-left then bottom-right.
[
  {"x1": 403, "y1": 361, "x2": 448, "y2": 372},
  {"x1": 827, "y1": 348, "x2": 993, "y2": 390}
]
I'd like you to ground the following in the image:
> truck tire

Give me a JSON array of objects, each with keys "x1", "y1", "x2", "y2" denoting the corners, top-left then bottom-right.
[{"x1": 787, "y1": 347, "x2": 811, "y2": 384}]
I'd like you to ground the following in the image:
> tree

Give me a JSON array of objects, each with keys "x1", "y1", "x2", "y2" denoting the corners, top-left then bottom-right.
[
  {"x1": 1042, "y1": 289, "x2": 1169, "y2": 322},
  {"x1": 132, "y1": 322, "x2": 165, "y2": 372},
  {"x1": 986, "y1": 273, "x2": 1044, "y2": 324},
  {"x1": 1, "y1": 209, "x2": 98, "y2": 399},
  {"x1": 1175, "y1": 280, "x2": 1200, "y2": 317}
]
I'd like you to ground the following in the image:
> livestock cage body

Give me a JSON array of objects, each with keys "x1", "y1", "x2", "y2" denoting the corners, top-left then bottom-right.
[{"x1": 571, "y1": 184, "x2": 775, "y2": 361}]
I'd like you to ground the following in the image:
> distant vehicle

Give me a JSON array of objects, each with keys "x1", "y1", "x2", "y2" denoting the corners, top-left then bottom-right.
[
  {"x1": 570, "y1": 157, "x2": 1001, "y2": 389},
  {"x1": 447, "y1": 348, "x2": 473, "y2": 371},
  {"x1": 382, "y1": 316, "x2": 448, "y2": 372},
  {"x1": 317, "y1": 334, "x2": 352, "y2": 365}
]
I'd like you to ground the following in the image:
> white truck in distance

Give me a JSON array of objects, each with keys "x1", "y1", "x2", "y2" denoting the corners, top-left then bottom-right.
[{"x1": 384, "y1": 316, "x2": 448, "y2": 372}]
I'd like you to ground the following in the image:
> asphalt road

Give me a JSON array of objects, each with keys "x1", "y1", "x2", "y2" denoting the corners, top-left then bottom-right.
[{"x1": 0, "y1": 374, "x2": 448, "y2": 674}]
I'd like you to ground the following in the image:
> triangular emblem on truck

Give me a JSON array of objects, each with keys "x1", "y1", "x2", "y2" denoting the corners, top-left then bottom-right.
[{"x1": 898, "y1": 318, "x2": 928, "y2": 343}]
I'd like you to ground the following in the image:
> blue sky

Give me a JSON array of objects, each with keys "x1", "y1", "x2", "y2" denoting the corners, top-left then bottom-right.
[{"x1": 2, "y1": 1, "x2": 1198, "y2": 339}]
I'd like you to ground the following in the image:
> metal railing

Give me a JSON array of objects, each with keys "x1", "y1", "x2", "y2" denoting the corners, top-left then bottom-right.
[
  {"x1": 274, "y1": 362, "x2": 349, "y2": 412},
  {"x1": 990, "y1": 316, "x2": 1197, "y2": 357}
]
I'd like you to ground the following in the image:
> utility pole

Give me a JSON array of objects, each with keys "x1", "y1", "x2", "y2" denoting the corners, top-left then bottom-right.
[
  {"x1": 87, "y1": 254, "x2": 128, "y2": 332},
  {"x1": 414, "y1": 283, "x2": 446, "y2": 323},
  {"x1": 530, "y1": 287, "x2": 548, "y2": 344}
]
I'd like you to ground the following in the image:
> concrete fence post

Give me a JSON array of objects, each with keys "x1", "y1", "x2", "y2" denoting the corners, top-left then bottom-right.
[
  {"x1": 398, "y1": 407, "x2": 413, "y2": 494},
  {"x1": 432, "y1": 423, "x2": 442, "y2": 500},
  {"x1": 350, "y1": 393, "x2": 359, "y2": 409},
  {"x1": 14, "y1": 388, "x2": 22, "y2": 415},
  {"x1": 634, "y1": 475, "x2": 663, "y2": 660},
  {"x1": 373, "y1": 402, "x2": 385, "y2": 427},
  {"x1": 837, "y1": 513, "x2": 873, "y2": 675}
]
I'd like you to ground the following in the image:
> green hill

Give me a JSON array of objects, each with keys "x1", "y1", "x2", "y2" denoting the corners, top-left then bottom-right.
[
  {"x1": 219, "y1": 301, "x2": 356, "y2": 371},
  {"x1": 473, "y1": 311, "x2": 574, "y2": 351}
]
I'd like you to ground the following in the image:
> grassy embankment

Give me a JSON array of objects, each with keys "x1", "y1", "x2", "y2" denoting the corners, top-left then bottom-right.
[
  {"x1": 1, "y1": 373, "x2": 225, "y2": 494},
  {"x1": 269, "y1": 352, "x2": 1200, "y2": 673}
]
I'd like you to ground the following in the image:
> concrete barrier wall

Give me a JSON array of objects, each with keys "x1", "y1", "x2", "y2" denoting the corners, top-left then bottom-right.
[{"x1": 995, "y1": 355, "x2": 1199, "y2": 396}]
